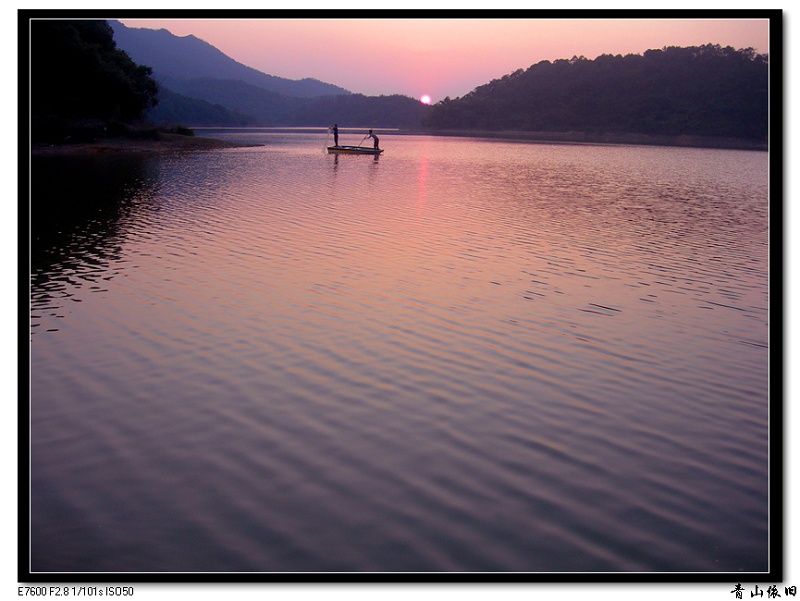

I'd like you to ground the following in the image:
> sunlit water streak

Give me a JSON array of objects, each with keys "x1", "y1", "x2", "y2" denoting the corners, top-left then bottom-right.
[{"x1": 30, "y1": 133, "x2": 769, "y2": 573}]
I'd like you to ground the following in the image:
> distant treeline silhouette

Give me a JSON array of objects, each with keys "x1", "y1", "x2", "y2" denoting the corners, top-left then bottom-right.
[
  {"x1": 422, "y1": 45, "x2": 768, "y2": 141},
  {"x1": 152, "y1": 77, "x2": 428, "y2": 129},
  {"x1": 29, "y1": 20, "x2": 769, "y2": 144},
  {"x1": 31, "y1": 20, "x2": 159, "y2": 142}
]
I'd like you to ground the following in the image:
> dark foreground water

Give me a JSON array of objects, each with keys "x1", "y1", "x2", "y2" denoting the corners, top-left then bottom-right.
[{"x1": 29, "y1": 132, "x2": 770, "y2": 573}]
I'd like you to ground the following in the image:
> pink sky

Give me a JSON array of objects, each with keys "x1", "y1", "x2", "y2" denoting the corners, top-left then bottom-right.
[{"x1": 119, "y1": 17, "x2": 770, "y2": 103}]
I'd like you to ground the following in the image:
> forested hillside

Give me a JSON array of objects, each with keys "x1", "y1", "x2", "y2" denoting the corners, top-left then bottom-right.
[
  {"x1": 31, "y1": 20, "x2": 159, "y2": 142},
  {"x1": 146, "y1": 78, "x2": 428, "y2": 128},
  {"x1": 284, "y1": 94, "x2": 431, "y2": 128},
  {"x1": 29, "y1": 19, "x2": 769, "y2": 144},
  {"x1": 148, "y1": 87, "x2": 255, "y2": 127},
  {"x1": 422, "y1": 44, "x2": 768, "y2": 141}
]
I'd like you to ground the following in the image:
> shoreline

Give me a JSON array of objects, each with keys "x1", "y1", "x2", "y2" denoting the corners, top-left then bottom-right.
[
  {"x1": 30, "y1": 133, "x2": 260, "y2": 156},
  {"x1": 29, "y1": 129, "x2": 768, "y2": 155},
  {"x1": 402, "y1": 129, "x2": 768, "y2": 151}
]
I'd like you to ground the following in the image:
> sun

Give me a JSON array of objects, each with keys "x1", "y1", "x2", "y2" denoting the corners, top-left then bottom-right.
[{"x1": 419, "y1": 94, "x2": 432, "y2": 105}]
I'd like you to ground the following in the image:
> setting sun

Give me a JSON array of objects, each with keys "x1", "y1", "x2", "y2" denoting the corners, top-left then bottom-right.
[{"x1": 419, "y1": 94, "x2": 432, "y2": 105}]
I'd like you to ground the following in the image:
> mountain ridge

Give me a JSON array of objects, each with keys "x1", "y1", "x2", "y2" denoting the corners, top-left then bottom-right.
[
  {"x1": 109, "y1": 20, "x2": 429, "y2": 128},
  {"x1": 109, "y1": 20, "x2": 351, "y2": 99},
  {"x1": 107, "y1": 21, "x2": 767, "y2": 142}
]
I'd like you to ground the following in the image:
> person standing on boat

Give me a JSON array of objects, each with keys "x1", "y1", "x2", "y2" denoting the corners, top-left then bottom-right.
[
  {"x1": 367, "y1": 129, "x2": 379, "y2": 150},
  {"x1": 330, "y1": 123, "x2": 339, "y2": 146}
]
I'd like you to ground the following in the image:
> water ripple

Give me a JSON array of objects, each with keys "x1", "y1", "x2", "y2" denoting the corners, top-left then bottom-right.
[{"x1": 30, "y1": 135, "x2": 769, "y2": 573}]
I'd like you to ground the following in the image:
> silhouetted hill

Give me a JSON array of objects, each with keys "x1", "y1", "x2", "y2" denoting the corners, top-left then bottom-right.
[
  {"x1": 285, "y1": 94, "x2": 431, "y2": 128},
  {"x1": 109, "y1": 20, "x2": 429, "y2": 129},
  {"x1": 111, "y1": 22, "x2": 768, "y2": 141},
  {"x1": 109, "y1": 20, "x2": 350, "y2": 98},
  {"x1": 147, "y1": 78, "x2": 428, "y2": 128},
  {"x1": 422, "y1": 44, "x2": 768, "y2": 142},
  {"x1": 159, "y1": 77, "x2": 293, "y2": 124},
  {"x1": 31, "y1": 20, "x2": 159, "y2": 142},
  {"x1": 147, "y1": 87, "x2": 256, "y2": 127}
]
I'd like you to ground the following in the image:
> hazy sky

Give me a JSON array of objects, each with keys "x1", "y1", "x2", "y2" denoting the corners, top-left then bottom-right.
[{"x1": 118, "y1": 17, "x2": 770, "y2": 103}]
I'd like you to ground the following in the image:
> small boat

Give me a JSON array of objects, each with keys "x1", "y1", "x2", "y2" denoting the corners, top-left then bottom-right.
[{"x1": 327, "y1": 145, "x2": 383, "y2": 155}]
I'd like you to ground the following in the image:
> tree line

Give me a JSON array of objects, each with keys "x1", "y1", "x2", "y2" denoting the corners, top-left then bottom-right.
[
  {"x1": 29, "y1": 19, "x2": 427, "y2": 136},
  {"x1": 422, "y1": 44, "x2": 768, "y2": 141},
  {"x1": 31, "y1": 20, "x2": 159, "y2": 142},
  {"x1": 151, "y1": 78, "x2": 428, "y2": 129},
  {"x1": 29, "y1": 21, "x2": 769, "y2": 143}
]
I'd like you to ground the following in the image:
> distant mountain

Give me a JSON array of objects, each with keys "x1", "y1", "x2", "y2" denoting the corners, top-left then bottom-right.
[
  {"x1": 284, "y1": 94, "x2": 431, "y2": 129},
  {"x1": 159, "y1": 77, "x2": 294, "y2": 124},
  {"x1": 108, "y1": 20, "x2": 429, "y2": 129},
  {"x1": 147, "y1": 87, "x2": 256, "y2": 127},
  {"x1": 109, "y1": 20, "x2": 350, "y2": 98},
  {"x1": 154, "y1": 79, "x2": 430, "y2": 128}
]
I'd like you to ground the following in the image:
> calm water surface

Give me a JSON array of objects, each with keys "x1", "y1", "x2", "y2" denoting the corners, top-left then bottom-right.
[{"x1": 29, "y1": 132, "x2": 770, "y2": 573}]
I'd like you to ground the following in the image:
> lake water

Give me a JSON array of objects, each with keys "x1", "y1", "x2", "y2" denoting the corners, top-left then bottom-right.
[{"x1": 28, "y1": 132, "x2": 770, "y2": 574}]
